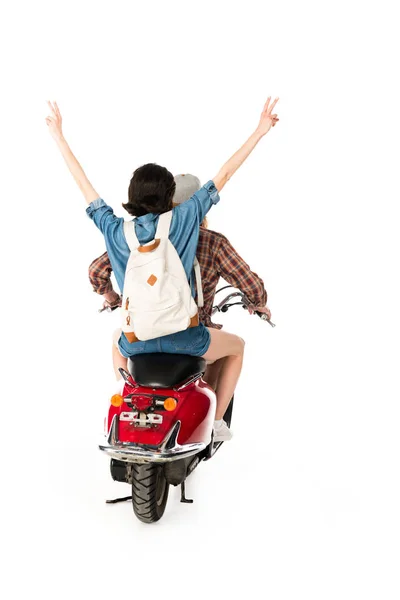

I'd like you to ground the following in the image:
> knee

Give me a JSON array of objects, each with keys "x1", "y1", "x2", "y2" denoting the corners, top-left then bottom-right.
[{"x1": 235, "y1": 336, "x2": 245, "y2": 356}]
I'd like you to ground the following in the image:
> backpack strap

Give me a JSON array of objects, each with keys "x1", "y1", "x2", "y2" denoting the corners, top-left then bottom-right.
[
  {"x1": 155, "y1": 210, "x2": 203, "y2": 307},
  {"x1": 156, "y1": 211, "x2": 173, "y2": 239},
  {"x1": 193, "y1": 257, "x2": 204, "y2": 308},
  {"x1": 123, "y1": 221, "x2": 139, "y2": 251}
]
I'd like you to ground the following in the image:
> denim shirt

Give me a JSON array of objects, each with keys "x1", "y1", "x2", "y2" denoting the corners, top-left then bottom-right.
[{"x1": 86, "y1": 180, "x2": 220, "y2": 292}]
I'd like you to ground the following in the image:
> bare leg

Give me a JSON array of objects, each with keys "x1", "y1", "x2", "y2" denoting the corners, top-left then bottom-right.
[
  {"x1": 112, "y1": 343, "x2": 128, "y2": 381},
  {"x1": 202, "y1": 329, "x2": 245, "y2": 420},
  {"x1": 204, "y1": 358, "x2": 226, "y2": 391}
]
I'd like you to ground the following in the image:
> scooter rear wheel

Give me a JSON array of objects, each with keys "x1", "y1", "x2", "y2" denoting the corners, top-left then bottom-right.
[{"x1": 131, "y1": 463, "x2": 169, "y2": 523}]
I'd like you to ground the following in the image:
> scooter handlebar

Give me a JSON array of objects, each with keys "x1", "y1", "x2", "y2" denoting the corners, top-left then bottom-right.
[
  {"x1": 212, "y1": 287, "x2": 275, "y2": 327},
  {"x1": 255, "y1": 311, "x2": 276, "y2": 327}
]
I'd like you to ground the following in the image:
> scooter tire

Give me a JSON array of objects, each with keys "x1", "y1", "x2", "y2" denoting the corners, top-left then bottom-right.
[{"x1": 131, "y1": 463, "x2": 169, "y2": 523}]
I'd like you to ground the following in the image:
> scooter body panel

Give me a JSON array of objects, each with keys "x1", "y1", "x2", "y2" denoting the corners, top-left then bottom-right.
[{"x1": 106, "y1": 377, "x2": 216, "y2": 448}]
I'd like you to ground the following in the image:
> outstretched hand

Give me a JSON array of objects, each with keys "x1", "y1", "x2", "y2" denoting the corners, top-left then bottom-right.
[
  {"x1": 256, "y1": 97, "x2": 279, "y2": 136},
  {"x1": 45, "y1": 101, "x2": 63, "y2": 140}
]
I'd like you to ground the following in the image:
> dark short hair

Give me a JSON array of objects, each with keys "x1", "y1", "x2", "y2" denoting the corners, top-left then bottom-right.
[{"x1": 122, "y1": 163, "x2": 176, "y2": 217}]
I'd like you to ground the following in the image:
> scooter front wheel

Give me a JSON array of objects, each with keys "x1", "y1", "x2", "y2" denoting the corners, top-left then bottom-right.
[{"x1": 131, "y1": 463, "x2": 169, "y2": 523}]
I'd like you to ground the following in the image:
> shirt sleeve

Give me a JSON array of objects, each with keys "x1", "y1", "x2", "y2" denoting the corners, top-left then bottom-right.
[
  {"x1": 217, "y1": 235, "x2": 268, "y2": 307},
  {"x1": 86, "y1": 198, "x2": 123, "y2": 235},
  {"x1": 88, "y1": 252, "x2": 113, "y2": 295}
]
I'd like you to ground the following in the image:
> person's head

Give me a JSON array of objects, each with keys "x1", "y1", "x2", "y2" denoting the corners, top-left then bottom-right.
[
  {"x1": 172, "y1": 174, "x2": 208, "y2": 228},
  {"x1": 123, "y1": 163, "x2": 176, "y2": 217},
  {"x1": 172, "y1": 174, "x2": 201, "y2": 205}
]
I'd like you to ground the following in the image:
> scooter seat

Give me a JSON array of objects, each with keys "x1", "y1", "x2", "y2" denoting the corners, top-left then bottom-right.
[{"x1": 128, "y1": 353, "x2": 206, "y2": 389}]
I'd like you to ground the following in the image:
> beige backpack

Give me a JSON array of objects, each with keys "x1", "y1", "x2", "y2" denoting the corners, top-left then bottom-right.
[{"x1": 122, "y1": 211, "x2": 203, "y2": 343}]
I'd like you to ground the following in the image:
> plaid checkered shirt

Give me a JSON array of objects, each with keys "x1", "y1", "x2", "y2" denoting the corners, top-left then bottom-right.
[{"x1": 89, "y1": 227, "x2": 267, "y2": 329}]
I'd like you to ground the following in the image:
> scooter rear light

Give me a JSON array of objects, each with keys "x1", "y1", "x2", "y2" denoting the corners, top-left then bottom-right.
[
  {"x1": 127, "y1": 394, "x2": 178, "y2": 412},
  {"x1": 130, "y1": 395, "x2": 154, "y2": 411},
  {"x1": 110, "y1": 394, "x2": 124, "y2": 407},
  {"x1": 163, "y1": 397, "x2": 177, "y2": 411}
]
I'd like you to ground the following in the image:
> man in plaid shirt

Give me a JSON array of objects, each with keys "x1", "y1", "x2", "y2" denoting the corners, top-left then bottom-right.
[
  {"x1": 89, "y1": 174, "x2": 269, "y2": 328},
  {"x1": 89, "y1": 227, "x2": 268, "y2": 326}
]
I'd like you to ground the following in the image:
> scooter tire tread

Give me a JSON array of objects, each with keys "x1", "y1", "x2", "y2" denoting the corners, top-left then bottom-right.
[{"x1": 131, "y1": 463, "x2": 169, "y2": 523}]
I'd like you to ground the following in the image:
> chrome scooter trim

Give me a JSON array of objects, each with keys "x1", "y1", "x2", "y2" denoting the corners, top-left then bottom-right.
[
  {"x1": 211, "y1": 291, "x2": 246, "y2": 314},
  {"x1": 212, "y1": 288, "x2": 276, "y2": 327},
  {"x1": 99, "y1": 416, "x2": 207, "y2": 464},
  {"x1": 174, "y1": 372, "x2": 203, "y2": 391}
]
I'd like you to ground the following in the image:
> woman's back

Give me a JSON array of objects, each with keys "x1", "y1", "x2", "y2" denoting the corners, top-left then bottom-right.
[{"x1": 86, "y1": 180, "x2": 220, "y2": 292}]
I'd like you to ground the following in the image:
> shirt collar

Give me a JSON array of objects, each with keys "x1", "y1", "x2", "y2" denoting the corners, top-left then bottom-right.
[{"x1": 134, "y1": 212, "x2": 158, "y2": 224}]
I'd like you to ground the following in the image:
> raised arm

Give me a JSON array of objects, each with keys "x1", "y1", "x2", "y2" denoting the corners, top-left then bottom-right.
[
  {"x1": 213, "y1": 97, "x2": 279, "y2": 192},
  {"x1": 217, "y1": 235, "x2": 268, "y2": 309},
  {"x1": 45, "y1": 102, "x2": 100, "y2": 205}
]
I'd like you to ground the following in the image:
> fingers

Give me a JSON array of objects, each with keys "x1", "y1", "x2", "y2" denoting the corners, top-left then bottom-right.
[
  {"x1": 257, "y1": 306, "x2": 271, "y2": 316},
  {"x1": 47, "y1": 100, "x2": 56, "y2": 116},
  {"x1": 269, "y1": 97, "x2": 279, "y2": 113},
  {"x1": 263, "y1": 97, "x2": 271, "y2": 113},
  {"x1": 47, "y1": 101, "x2": 61, "y2": 121},
  {"x1": 54, "y1": 101, "x2": 61, "y2": 119},
  {"x1": 269, "y1": 110, "x2": 279, "y2": 127},
  {"x1": 263, "y1": 97, "x2": 279, "y2": 115}
]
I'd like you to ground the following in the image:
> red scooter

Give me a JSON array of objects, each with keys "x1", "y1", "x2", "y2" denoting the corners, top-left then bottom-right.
[{"x1": 99, "y1": 287, "x2": 275, "y2": 523}]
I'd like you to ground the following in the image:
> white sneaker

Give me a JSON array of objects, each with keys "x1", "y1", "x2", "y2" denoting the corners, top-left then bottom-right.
[{"x1": 213, "y1": 420, "x2": 233, "y2": 442}]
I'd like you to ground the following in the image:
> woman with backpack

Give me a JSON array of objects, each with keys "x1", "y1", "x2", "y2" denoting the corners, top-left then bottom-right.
[{"x1": 46, "y1": 98, "x2": 279, "y2": 441}]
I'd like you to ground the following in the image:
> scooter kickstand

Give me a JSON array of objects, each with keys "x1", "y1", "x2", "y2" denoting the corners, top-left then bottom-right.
[
  {"x1": 180, "y1": 481, "x2": 193, "y2": 504},
  {"x1": 106, "y1": 495, "x2": 132, "y2": 504}
]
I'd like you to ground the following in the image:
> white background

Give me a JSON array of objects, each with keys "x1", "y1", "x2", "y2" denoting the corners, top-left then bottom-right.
[{"x1": 1, "y1": 1, "x2": 400, "y2": 598}]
